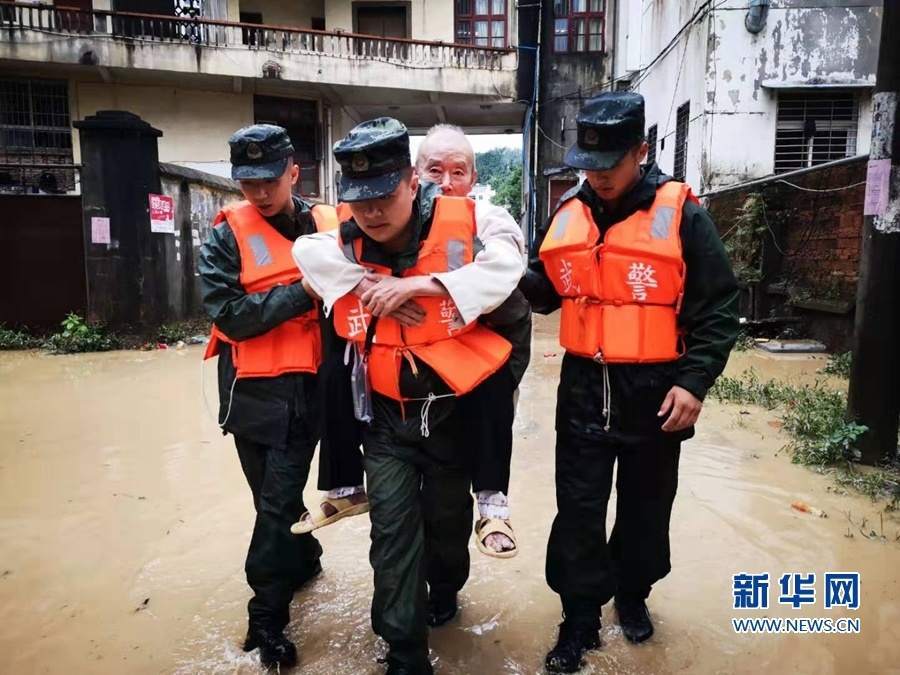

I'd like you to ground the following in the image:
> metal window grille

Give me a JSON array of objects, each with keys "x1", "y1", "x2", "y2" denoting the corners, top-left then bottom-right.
[
  {"x1": 774, "y1": 92, "x2": 858, "y2": 174},
  {"x1": 646, "y1": 124, "x2": 658, "y2": 166},
  {"x1": 254, "y1": 96, "x2": 321, "y2": 198},
  {"x1": 673, "y1": 102, "x2": 689, "y2": 182},
  {"x1": 553, "y1": 0, "x2": 605, "y2": 54},
  {"x1": 455, "y1": 0, "x2": 506, "y2": 47},
  {"x1": 0, "y1": 78, "x2": 75, "y2": 193}
]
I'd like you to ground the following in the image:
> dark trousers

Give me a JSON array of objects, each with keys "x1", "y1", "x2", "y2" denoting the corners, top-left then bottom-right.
[
  {"x1": 235, "y1": 422, "x2": 323, "y2": 631},
  {"x1": 316, "y1": 337, "x2": 365, "y2": 490},
  {"x1": 362, "y1": 418, "x2": 473, "y2": 670},
  {"x1": 545, "y1": 432, "x2": 681, "y2": 625},
  {"x1": 455, "y1": 365, "x2": 516, "y2": 494}
]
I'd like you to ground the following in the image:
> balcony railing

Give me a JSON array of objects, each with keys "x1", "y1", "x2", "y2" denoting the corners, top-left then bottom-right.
[{"x1": 0, "y1": 1, "x2": 516, "y2": 71}]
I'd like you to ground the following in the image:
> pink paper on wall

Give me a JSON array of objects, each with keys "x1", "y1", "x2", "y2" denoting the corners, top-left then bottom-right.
[{"x1": 864, "y1": 158, "x2": 892, "y2": 217}]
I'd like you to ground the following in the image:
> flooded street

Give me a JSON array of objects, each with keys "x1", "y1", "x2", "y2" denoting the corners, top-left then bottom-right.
[{"x1": 1, "y1": 315, "x2": 898, "y2": 674}]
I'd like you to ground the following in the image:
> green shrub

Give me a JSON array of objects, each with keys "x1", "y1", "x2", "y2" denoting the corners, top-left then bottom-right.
[
  {"x1": 43, "y1": 313, "x2": 120, "y2": 354},
  {"x1": 0, "y1": 325, "x2": 39, "y2": 350},
  {"x1": 708, "y1": 369, "x2": 866, "y2": 466},
  {"x1": 732, "y1": 329, "x2": 756, "y2": 352},
  {"x1": 821, "y1": 351, "x2": 852, "y2": 379}
]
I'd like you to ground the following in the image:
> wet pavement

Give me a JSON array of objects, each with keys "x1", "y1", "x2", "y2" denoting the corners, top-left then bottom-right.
[{"x1": 1, "y1": 315, "x2": 898, "y2": 674}]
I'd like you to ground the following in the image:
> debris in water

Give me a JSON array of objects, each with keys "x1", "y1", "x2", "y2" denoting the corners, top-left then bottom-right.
[
  {"x1": 543, "y1": 352, "x2": 558, "y2": 358},
  {"x1": 134, "y1": 598, "x2": 150, "y2": 613},
  {"x1": 791, "y1": 501, "x2": 827, "y2": 518},
  {"x1": 174, "y1": 341, "x2": 186, "y2": 350},
  {"x1": 187, "y1": 335, "x2": 209, "y2": 345},
  {"x1": 758, "y1": 339, "x2": 827, "y2": 354},
  {"x1": 465, "y1": 613, "x2": 501, "y2": 636}
]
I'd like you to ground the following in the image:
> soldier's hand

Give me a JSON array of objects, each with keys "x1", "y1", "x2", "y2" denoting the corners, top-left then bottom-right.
[
  {"x1": 389, "y1": 300, "x2": 426, "y2": 327},
  {"x1": 658, "y1": 385, "x2": 702, "y2": 432},
  {"x1": 362, "y1": 276, "x2": 437, "y2": 317},
  {"x1": 352, "y1": 273, "x2": 383, "y2": 297}
]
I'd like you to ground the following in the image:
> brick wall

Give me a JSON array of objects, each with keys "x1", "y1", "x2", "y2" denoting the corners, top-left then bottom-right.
[{"x1": 704, "y1": 156, "x2": 867, "y2": 350}]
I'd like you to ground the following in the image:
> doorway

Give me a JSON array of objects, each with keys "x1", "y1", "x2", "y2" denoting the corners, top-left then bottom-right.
[
  {"x1": 253, "y1": 96, "x2": 321, "y2": 199},
  {"x1": 353, "y1": 3, "x2": 409, "y2": 38}
]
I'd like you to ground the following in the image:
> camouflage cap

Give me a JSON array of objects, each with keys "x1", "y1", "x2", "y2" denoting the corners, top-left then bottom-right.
[
  {"x1": 564, "y1": 92, "x2": 645, "y2": 171},
  {"x1": 229, "y1": 124, "x2": 294, "y2": 180},
  {"x1": 334, "y1": 117, "x2": 411, "y2": 202}
]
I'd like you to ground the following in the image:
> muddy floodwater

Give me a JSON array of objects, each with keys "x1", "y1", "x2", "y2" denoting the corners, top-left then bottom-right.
[{"x1": 1, "y1": 316, "x2": 899, "y2": 674}]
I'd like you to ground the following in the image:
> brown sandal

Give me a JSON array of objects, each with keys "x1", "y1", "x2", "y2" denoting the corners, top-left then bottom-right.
[
  {"x1": 475, "y1": 517, "x2": 518, "y2": 559},
  {"x1": 290, "y1": 494, "x2": 370, "y2": 534}
]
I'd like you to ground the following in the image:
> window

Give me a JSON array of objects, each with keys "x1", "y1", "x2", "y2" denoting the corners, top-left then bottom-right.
[
  {"x1": 553, "y1": 0, "x2": 604, "y2": 53},
  {"x1": 455, "y1": 0, "x2": 506, "y2": 48},
  {"x1": 355, "y1": 5, "x2": 408, "y2": 39},
  {"x1": 240, "y1": 12, "x2": 262, "y2": 46},
  {"x1": 646, "y1": 124, "x2": 657, "y2": 166},
  {"x1": 254, "y1": 96, "x2": 321, "y2": 198},
  {"x1": 0, "y1": 78, "x2": 74, "y2": 193},
  {"x1": 774, "y1": 92, "x2": 858, "y2": 174},
  {"x1": 673, "y1": 102, "x2": 689, "y2": 181}
]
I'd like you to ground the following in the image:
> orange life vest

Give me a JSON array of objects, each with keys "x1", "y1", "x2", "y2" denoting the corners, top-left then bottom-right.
[
  {"x1": 203, "y1": 201, "x2": 338, "y2": 378},
  {"x1": 539, "y1": 181, "x2": 697, "y2": 363},
  {"x1": 336, "y1": 202, "x2": 353, "y2": 223},
  {"x1": 332, "y1": 196, "x2": 511, "y2": 401}
]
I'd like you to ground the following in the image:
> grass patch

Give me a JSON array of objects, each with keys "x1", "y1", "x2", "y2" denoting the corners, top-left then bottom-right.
[
  {"x1": 42, "y1": 313, "x2": 120, "y2": 354},
  {"x1": 1, "y1": 315, "x2": 211, "y2": 354},
  {"x1": 820, "y1": 351, "x2": 851, "y2": 379},
  {"x1": 833, "y1": 464, "x2": 900, "y2": 505},
  {"x1": 732, "y1": 329, "x2": 756, "y2": 352},
  {"x1": 0, "y1": 325, "x2": 40, "y2": 350},
  {"x1": 709, "y1": 369, "x2": 866, "y2": 466},
  {"x1": 707, "y1": 369, "x2": 900, "y2": 503}
]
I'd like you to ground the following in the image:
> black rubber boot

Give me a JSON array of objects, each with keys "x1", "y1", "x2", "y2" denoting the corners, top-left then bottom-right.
[
  {"x1": 544, "y1": 621, "x2": 601, "y2": 673},
  {"x1": 615, "y1": 597, "x2": 654, "y2": 644},
  {"x1": 385, "y1": 661, "x2": 434, "y2": 675},
  {"x1": 426, "y1": 591, "x2": 458, "y2": 627},
  {"x1": 243, "y1": 626, "x2": 298, "y2": 668}
]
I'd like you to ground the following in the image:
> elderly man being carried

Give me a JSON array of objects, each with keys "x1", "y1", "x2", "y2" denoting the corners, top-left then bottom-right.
[{"x1": 292, "y1": 123, "x2": 530, "y2": 560}]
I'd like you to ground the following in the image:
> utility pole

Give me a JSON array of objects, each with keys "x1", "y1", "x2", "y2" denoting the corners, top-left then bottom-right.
[{"x1": 848, "y1": 3, "x2": 900, "y2": 465}]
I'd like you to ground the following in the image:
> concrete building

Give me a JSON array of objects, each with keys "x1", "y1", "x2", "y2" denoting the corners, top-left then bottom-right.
[
  {"x1": 0, "y1": 0, "x2": 525, "y2": 202},
  {"x1": 468, "y1": 181, "x2": 495, "y2": 203},
  {"x1": 528, "y1": 0, "x2": 883, "y2": 232}
]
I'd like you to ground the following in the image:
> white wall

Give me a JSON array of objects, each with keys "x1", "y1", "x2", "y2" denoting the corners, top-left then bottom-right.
[
  {"x1": 73, "y1": 82, "x2": 254, "y2": 164},
  {"x1": 633, "y1": 0, "x2": 709, "y2": 189},
  {"x1": 620, "y1": 0, "x2": 881, "y2": 191}
]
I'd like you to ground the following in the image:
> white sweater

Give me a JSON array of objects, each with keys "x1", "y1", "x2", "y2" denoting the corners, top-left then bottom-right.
[{"x1": 292, "y1": 201, "x2": 525, "y2": 325}]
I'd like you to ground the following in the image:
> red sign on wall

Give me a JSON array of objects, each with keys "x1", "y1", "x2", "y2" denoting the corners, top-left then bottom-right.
[{"x1": 149, "y1": 193, "x2": 175, "y2": 234}]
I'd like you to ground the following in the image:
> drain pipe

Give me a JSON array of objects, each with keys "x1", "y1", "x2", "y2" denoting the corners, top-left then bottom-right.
[{"x1": 529, "y1": 3, "x2": 542, "y2": 247}]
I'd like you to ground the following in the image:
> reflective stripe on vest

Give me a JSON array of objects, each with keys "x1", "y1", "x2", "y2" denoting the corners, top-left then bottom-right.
[
  {"x1": 539, "y1": 181, "x2": 695, "y2": 363},
  {"x1": 203, "y1": 200, "x2": 337, "y2": 378},
  {"x1": 332, "y1": 195, "x2": 511, "y2": 401}
]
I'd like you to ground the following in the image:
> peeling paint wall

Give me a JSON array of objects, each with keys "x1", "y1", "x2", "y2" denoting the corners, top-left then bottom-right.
[
  {"x1": 620, "y1": 0, "x2": 882, "y2": 192},
  {"x1": 160, "y1": 166, "x2": 241, "y2": 320}
]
